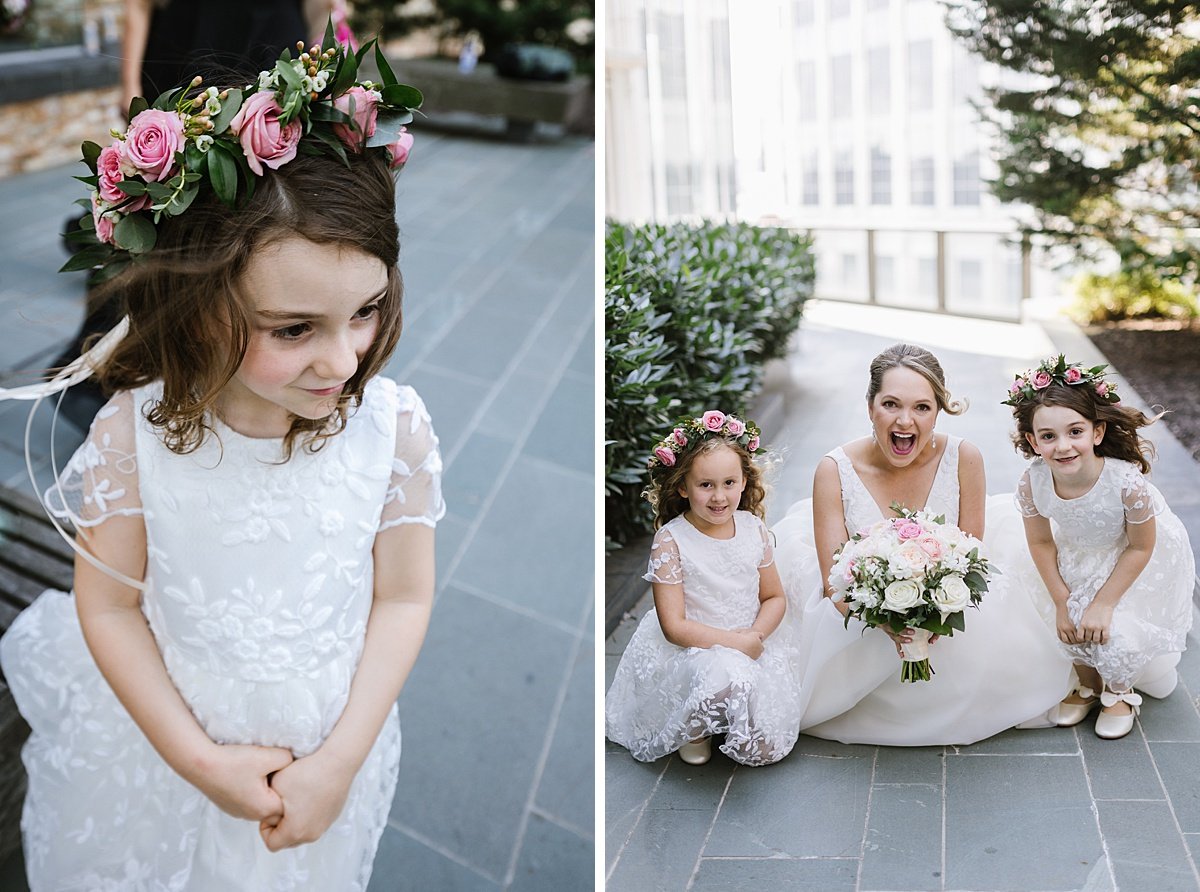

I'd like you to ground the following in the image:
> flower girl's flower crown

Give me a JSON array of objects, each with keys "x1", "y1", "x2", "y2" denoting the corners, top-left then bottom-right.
[
  {"x1": 647, "y1": 410, "x2": 762, "y2": 471},
  {"x1": 1001, "y1": 354, "x2": 1120, "y2": 408},
  {"x1": 64, "y1": 23, "x2": 422, "y2": 281}
]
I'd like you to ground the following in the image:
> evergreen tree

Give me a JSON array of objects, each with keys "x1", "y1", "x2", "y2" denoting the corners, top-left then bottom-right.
[{"x1": 947, "y1": 0, "x2": 1200, "y2": 280}]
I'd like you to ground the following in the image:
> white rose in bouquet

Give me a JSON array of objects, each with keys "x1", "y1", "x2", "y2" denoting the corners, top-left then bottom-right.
[
  {"x1": 887, "y1": 541, "x2": 929, "y2": 579},
  {"x1": 932, "y1": 574, "x2": 972, "y2": 613},
  {"x1": 882, "y1": 578, "x2": 923, "y2": 611}
]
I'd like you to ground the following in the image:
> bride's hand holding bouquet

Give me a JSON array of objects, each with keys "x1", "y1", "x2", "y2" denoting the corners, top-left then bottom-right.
[{"x1": 828, "y1": 504, "x2": 993, "y2": 682}]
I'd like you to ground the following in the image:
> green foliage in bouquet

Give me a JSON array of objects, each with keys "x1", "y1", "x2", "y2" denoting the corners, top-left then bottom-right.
[{"x1": 604, "y1": 220, "x2": 815, "y2": 549}]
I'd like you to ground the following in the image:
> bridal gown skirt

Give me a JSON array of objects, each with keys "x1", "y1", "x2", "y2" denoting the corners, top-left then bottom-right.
[{"x1": 772, "y1": 495, "x2": 1074, "y2": 746}]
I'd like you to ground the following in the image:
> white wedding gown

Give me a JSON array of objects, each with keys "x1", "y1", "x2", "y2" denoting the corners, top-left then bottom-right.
[
  {"x1": 772, "y1": 435, "x2": 1073, "y2": 745},
  {"x1": 0, "y1": 376, "x2": 444, "y2": 891}
]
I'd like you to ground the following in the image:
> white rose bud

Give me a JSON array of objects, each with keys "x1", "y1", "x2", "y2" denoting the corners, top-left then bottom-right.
[
  {"x1": 932, "y1": 575, "x2": 971, "y2": 613},
  {"x1": 882, "y1": 578, "x2": 923, "y2": 612}
]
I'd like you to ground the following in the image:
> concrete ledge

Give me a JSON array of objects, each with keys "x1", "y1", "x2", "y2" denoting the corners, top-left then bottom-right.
[
  {"x1": 390, "y1": 57, "x2": 590, "y2": 137},
  {"x1": 0, "y1": 43, "x2": 119, "y2": 106}
]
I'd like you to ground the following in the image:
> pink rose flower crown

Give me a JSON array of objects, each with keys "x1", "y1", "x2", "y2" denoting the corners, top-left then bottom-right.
[
  {"x1": 63, "y1": 22, "x2": 421, "y2": 281},
  {"x1": 646, "y1": 410, "x2": 763, "y2": 474},
  {"x1": 1001, "y1": 354, "x2": 1120, "y2": 409}
]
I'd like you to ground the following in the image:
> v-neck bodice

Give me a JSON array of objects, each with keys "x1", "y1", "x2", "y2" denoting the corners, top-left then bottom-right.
[{"x1": 828, "y1": 435, "x2": 961, "y2": 532}]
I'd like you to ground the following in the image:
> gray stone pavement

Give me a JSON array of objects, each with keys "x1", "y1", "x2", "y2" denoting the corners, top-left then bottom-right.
[
  {"x1": 606, "y1": 300, "x2": 1200, "y2": 892},
  {"x1": 0, "y1": 131, "x2": 594, "y2": 890}
]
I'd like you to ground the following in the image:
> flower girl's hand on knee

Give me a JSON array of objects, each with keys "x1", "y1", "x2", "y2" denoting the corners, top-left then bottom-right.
[
  {"x1": 1055, "y1": 603, "x2": 1080, "y2": 644},
  {"x1": 730, "y1": 629, "x2": 765, "y2": 660},
  {"x1": 259, "y1": 748, "x2": 357, "y2": 851},
  {"x1": 1078, "y1": 603, "x2": 1113, "y2": 645},
  {"x1": 193, "y1": 744, "x2": 294, "y2": 822}
]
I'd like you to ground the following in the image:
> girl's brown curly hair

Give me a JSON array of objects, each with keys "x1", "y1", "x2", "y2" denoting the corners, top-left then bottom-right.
[
  {"x1": 90, "y1": 149, "x2": 403, "y2": 460},
  {"x1": 644, "y1": 438, "x2": 768, "y2": 529},
  {"x1": 1010, "y1": 383, "x2": 1158, "y2": 474}
]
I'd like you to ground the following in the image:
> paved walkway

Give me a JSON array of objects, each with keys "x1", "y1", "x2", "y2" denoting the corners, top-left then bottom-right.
[
  {"x1": 0, "y1": 131, "x2": 594, "y2": 890},
  {"x1": 606, "y1": 299, "x2": 1200, "y2": 892}
]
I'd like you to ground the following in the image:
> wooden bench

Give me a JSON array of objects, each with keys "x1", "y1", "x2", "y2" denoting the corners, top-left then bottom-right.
[
  {"x1": 0, "y1": 484, "x2": 75, "y2": 866},
  {"x1": 390, "y1": 57, "x2": 591, "y2": 139}
]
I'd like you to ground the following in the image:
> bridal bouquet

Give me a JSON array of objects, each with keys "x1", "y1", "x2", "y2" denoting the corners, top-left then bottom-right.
[{"x1": 828, "y1": 504, "x2": 992, "y2": 682}]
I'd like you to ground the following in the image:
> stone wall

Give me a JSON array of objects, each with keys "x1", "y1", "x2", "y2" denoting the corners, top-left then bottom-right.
[{"x1": 0, "y1": 87, "x2": 121, "y2": 177}]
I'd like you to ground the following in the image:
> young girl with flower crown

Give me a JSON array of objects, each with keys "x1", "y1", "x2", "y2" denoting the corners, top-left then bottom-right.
[
  {"x1": 1005, "y1": 356, "x2": 1194, "y2": 740},
  {"x1": 604, "y1": 411, "x2": 802, "y2": 766},
  {"x1": 0, "y1": 35, "x2": 440, "y2": 889}
]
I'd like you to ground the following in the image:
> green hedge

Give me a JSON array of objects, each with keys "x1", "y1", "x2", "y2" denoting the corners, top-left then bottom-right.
[
  {"x1": 605, "y1": 220, "x2": 815, "y2": 549},
  {"x1": 1071, "y1": 269, "x2": 1199, "y2": 324}
]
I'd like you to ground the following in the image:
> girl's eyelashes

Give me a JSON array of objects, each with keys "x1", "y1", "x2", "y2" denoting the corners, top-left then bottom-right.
[
  {"x1": 271, "y1": 322, "x2": 311, "y2": 340},
  {"x1": 269, "y1": 303, "x2": 381, "y2": 340}
]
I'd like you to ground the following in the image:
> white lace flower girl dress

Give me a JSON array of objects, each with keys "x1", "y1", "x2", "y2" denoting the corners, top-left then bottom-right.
[
  {"x1": 0, "y1": 376, "x2": 443, "y2": 891},
  {"x1": 772, "y1": 435, "x2": 1073, "y2": 745},
  {"x1": 605, "y1": 511, "x2": 803, "y2": 766},
  {"x1": 1007, "y1": 457, "x2": 1193, "y2": 690}
]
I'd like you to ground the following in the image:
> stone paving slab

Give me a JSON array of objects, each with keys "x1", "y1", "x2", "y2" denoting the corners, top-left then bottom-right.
[{"x1": 605, "y1": 299, "x2": 1200, "y2": 892}]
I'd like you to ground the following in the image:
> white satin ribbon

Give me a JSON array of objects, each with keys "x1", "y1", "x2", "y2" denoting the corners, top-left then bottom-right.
[{"x1": 4, "y1": 315, "x2": 149, "y2": 592}]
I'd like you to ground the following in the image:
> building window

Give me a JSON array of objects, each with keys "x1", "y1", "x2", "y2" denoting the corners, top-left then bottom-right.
[
  {"x1": 867, "y1": 46, "x2": 890, "y2": 115},
  {"x1": 834, "y1": 152, "x2": 855, "y2": 205},
  {"x1": 910, "y1": 156, "x2": 935, "y2": 206},
  {"x1": 710, "y1": 21, "x2": 731, "y2": 102},
  {"x1": 908, "y1": 40, "x2": 933, "y2": 112},
  {"x1": 802, "y1": 154, "x2": 819, "y2": 205},
  {"x1": 870, "y1": 146, "x2": 891, "y2": 205},
  {"x1": 830, "y1": 54, "x2": 852, "y2": 119},
  {"x1": 657, "y1": 13, "x2": 687, "y2": 100},
  {"x1": 665, "y1": 162, "x2": 693, "y2": 216},
  {"x1": 841, "y1": 252, "x2": 858, "y2": 287},
  {"x1": 953, "y1": 152, "x2": 981, "y2": 205},
  {"x1": 794, "y1": 0, "x2": 815, "y2": 26},
  {"x1": 876, "y1": 254, "x2": 895, "y2": 298},
  {"x1": 796, "y1": 60, "x2": 816, "y2": 121},
  {"x1": 830, "y1": 0, "x2": 852, "y2": 19}
]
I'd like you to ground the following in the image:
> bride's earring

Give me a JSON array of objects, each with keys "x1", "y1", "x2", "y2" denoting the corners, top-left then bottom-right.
[{"x1": 930, "y1": 432, "x2": 937, "y2": 451}]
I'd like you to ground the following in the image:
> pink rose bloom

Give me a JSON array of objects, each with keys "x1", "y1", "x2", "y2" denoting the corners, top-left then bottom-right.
[
  {"x1": 1064, "y1": 367, "x2": 1082, "y2": 383},
  {"x1": 123, "y1": 109, "x2": 185, "y2": 182},
  {"x1": 1032, "y1": 370, "x2": 1052, "y2": 389},
  {"x1": 230, "y1": 91, "x2": 303, "y2": 176},
  {"x1": 1009, "y1": 380, "x2": 1021, "y2": 395},
  {"x1": 1096, "y1": 381, "x2": 1109, "y2": 396},
  {"x1": 915, "y1": 533, "x2": 944, "y2": 561},
  {"x1": 332, "y1": 86, "x2": 381, "y2": 151},
  {"x1": 701, "y1": 410, "x2": 726, "y2": 431},
  {"x1": 387, "y1": 127, "x2": 414, "y2": 169},
  {"x1": 747, "y1": 436, "x2": 759, "y2": 452},
  {"x1": 671, "y1": 428, "x2": 687, "y2": 447},
  {"x1": 97, "y1": 140, "x2": 151, "y2": 211},
  {"x1": 895, "y1": 519, "x2": 922, "y2": 540},
  {"x1": 725, "y1": 417, "x2": 746, "y2": 437},
  {"x1": 654, "y1": 446, "x2": 676, "y2": 467},
  {"x1": 91, "y1": 196, "x2": 115, "y2": 246}
]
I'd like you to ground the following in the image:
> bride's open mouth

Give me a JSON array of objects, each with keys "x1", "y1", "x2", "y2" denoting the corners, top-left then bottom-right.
[{"x1": 889, "y1": 432, "x2": 916, "y2": 456}]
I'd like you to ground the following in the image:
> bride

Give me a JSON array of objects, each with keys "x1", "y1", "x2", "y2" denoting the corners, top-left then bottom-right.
[{"x1": 773, "y1": 343, "x2": 1072, "y2": 745}]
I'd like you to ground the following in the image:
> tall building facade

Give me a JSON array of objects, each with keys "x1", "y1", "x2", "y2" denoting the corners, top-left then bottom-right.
[{"x1": 608, "y1": 0, "x2": 1049, "y2": 319}]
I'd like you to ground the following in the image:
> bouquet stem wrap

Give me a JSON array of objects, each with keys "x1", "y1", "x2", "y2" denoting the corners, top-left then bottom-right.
[{"x1": 900, "y1": 628, "x2": 934, "y2": 683}]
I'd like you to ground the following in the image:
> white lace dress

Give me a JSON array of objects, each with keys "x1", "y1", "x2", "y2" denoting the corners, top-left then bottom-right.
[
  {"x1": 1011, "y1": 458, "x2": 1193, "y2": 689},
  {"x1": 772, "y1": 436, "x2": 1073, "y2": 746},
  {"x1": 0, "y1": 376, "x2": 444, "y2": 891},
  {"x1": 605, "y1": 511, "x2": 803, "y2": 766}
]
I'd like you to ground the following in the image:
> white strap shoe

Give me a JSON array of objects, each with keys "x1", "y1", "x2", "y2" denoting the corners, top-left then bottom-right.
[
  {"x1": 678, "y1": 737, "x2": 712, "y2": 765},
  {"x1": 1094, "y1": 689, "x2": 1142, "y2": 740},
  {"x1": 1055, "y1": 686, "x2": 1100, "y2": 727}
]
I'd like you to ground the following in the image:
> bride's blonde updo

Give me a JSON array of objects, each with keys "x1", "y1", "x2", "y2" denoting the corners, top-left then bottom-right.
[{"x1": 866, "y1": 344, "x2": 967, "y2": 415}]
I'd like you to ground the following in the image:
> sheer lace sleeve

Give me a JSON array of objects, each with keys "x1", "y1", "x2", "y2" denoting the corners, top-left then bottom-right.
[
  {"x1": 43, "y1": 389, "x2": 143, "y2": 528},
  {"x1": 756, "y1": 517, "x2": 775, "y2": 569},
  {"x1": 1014, "y1": 468, "x2": 1041, "y2": 518},
  {"x1": 378, "y1": 386, "x2": 446, "y2": 531},
  {"x1": 643, "y1": 527, "x2": 683, "y2": 584},
  {"x1": 1120, "y1": 464, "x2": 1165, "y2": 525}
]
